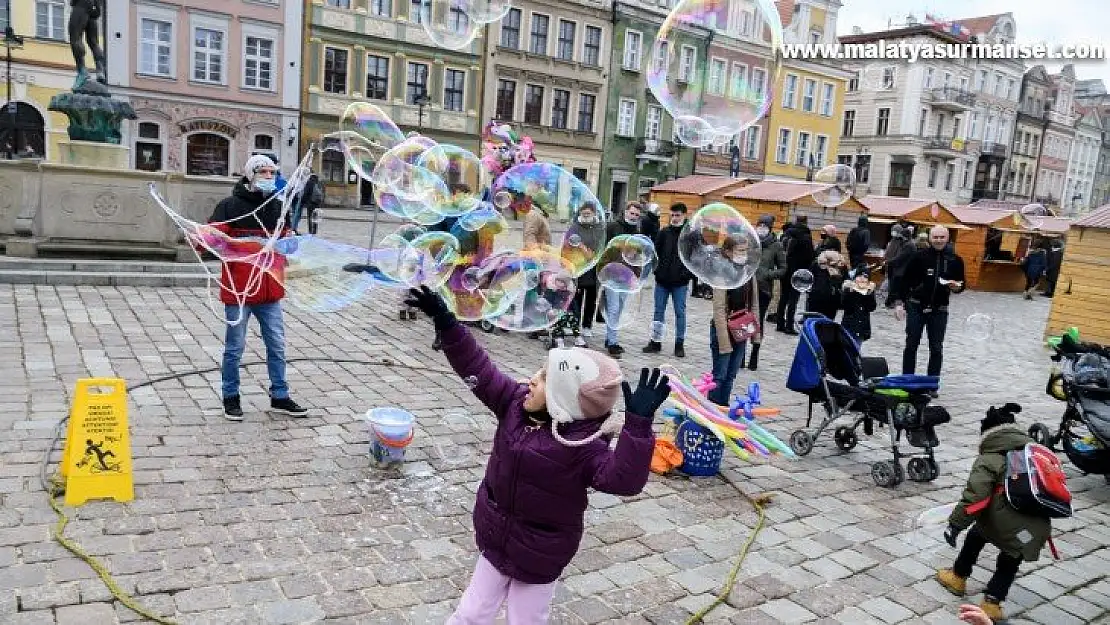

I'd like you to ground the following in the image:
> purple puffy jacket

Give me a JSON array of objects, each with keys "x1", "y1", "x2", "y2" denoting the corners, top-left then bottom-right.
[{"x1": 439, "y1": 323, "x2": 654, "y2": 584}]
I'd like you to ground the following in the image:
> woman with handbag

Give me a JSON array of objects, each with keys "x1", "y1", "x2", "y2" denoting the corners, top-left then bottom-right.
[{"x1": 708, "y1": 280, "x2": 760, "y2": 407}]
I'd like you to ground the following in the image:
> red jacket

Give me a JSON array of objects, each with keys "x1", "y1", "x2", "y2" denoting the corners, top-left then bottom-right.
[{"x1": 207, "y1": 180, "x2": 290, "y2": 306}]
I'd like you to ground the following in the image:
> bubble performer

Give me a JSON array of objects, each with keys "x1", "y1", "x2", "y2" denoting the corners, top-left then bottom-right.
[
  {"x1": 206, "y1": 155, "x2": 309, "y2": 420},
  {"x1": 403, "y1": 286, "x2": 670, "y2": 623}
]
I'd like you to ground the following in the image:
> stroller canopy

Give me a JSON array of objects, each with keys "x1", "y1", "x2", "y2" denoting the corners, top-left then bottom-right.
[{"x1": 787, "y1": 318, "x2": 863, "y2": 393}]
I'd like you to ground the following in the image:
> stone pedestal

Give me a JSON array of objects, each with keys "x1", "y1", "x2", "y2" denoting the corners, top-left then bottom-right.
[{"x1": 57, "y1": 140, "x2": 130, "y2": 169}]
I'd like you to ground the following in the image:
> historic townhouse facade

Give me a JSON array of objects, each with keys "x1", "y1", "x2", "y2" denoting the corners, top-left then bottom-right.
[
  {"x1": 1008, "y1": 67, "x2": 1052, "y2": 204},
  {"x1": 1033, "y1": 65, "x2": 1078, "y2": 211},
  {"x1": 482, "y1": 0, "x2": 612, "y2": 196},
  {"x1": 1065, "y1": 106, "x2": 1102, "y2": 215}
]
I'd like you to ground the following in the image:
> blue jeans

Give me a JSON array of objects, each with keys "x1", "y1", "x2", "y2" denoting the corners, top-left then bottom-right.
[
  {"x1": 708, "y1": 326, "x2": 746, "y2": 406},
  {"x1": 222, "y1": 303, "x2": 289, "y2": 399},
  {"x1": 653, "y1": 284, "x2": 688, "y2": 342},
  {"x1": 604, "y1": 289, "x2": 628, "y2": 346}
]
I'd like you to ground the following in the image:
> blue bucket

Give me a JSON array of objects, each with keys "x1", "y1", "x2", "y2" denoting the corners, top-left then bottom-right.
[{"x1": 675, "y1": 417, "x2": 724, "y2": 477}]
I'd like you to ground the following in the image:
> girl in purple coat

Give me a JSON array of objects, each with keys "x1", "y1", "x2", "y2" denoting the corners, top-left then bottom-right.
[{"x1": 404, "y1": 286, "x2": 669, "y2": 624}]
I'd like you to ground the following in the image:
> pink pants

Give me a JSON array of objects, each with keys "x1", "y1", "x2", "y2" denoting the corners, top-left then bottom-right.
[{"x1": 447, "y1": 555, "x2": 557, "y2": 624}]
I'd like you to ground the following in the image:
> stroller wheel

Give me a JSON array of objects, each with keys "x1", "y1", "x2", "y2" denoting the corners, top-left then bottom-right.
[
  {"x1": 906, "y1": 457, "x2": 939, "y2": 482},
  {"x1": 871, "y1": 460, "x2": 902, "y2": 488},
  {"x1": 479, "y1": 320, "x2": 496, "y2": 333},
  {"x1": 789, "y1": 430, "x2": 815, "y2": 456},
  {"x1": 833, "y1": 426, "x2": 858, "y2": 452},
  {"x1": 1029, "y1": 423, "x2": 1054, "y2": 449}
]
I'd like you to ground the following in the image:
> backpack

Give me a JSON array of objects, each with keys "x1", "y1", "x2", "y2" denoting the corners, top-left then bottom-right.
[{"x1": 1003, "y1": 443, "x2": 1072, "y2": 518}]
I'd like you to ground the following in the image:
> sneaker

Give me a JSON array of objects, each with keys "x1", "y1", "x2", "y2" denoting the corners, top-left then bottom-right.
[
  {"x1": 582, "y1": 328, "x2": 593, "y2": 338},
  {"x1": 574, "y1": 337, "x2": 587, "y2": 347},
  {"x1": 643, "y1": 341, "x2": 662, "y2": 354},
  {"x1": 674, "y1": 342, "x2": 686, "y2": 358},
  {"x1": 407, "y1": 309, "x2": 418, "y2": 320},
  {"x1": 398, "y1": 309, "x2": 409, "y2": 321},
  {"x1": 271, "y1": 397, "x2": 308, "y2": 417},
  {"x1": 935, "y1": 568, "x2": 967, "y2": 596},
  {"x1": 223, "y1": 396, "x2": 244, "y2": 421},
  {"x1": 979, "y1": 599, "x2": 1004, "y2": 622},
  {"x1": 607, "y1": 344, "x2": 623, "y2": 358}
]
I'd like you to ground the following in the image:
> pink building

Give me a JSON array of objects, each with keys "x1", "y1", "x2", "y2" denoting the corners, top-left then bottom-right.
[{"x1": 104, "y1": 0, "x2": 303, "y2": 177}]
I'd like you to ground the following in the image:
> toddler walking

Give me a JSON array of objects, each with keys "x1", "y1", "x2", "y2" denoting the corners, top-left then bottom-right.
[{"x1": 403, "y1": 286, "x2": 669, "y2": 623}]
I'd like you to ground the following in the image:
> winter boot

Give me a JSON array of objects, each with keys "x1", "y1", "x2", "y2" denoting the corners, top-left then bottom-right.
[
  {"x1": 747, "y1": 344, "x2": 760, "y2": 371},
  {"x1": 935, "y1": 569, "x2": 967, "y2": 597},
  {"x1": 979, "y1": 599, "x2": 1004, "y2": 622},
  {"x1": 642, "y1": 341, "x2": 662, "y2": 354},
  {"x1": 674, "y1": 341, "x2": 686, "y2": 358}
]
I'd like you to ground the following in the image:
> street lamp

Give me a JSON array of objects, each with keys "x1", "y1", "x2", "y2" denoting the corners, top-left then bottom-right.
[
  {"x1": 4, "y1": 25, "x2": 25, "y2": 160},
  {"x1": 415, "y1": 94, "x2": 431, "y2": 129},
  {"x1": 286, "y1": 122, "x2": 297, "y2": 147}
]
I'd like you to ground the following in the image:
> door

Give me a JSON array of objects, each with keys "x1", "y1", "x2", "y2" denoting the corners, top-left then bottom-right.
[
  {"x1": 360, "y1": 178, "x2": 373, "y2": 206},
  {"x1": 610, "y1": 181, "x2": 627, "y2": 219},
  {"x1": 887, "y1": 163, "x2": 913, "y2": 197}
]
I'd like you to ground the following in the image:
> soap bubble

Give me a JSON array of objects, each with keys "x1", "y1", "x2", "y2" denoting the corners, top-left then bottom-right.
[
  {"x1": 282, "y1": 236, "x2": 380, "y2": 312},
  {"x1": 461, "y1": 266, "x2": 482, "y2": 292},
  {"x1": 377, "y1": 231, "x2": 460, "y2": 288},
  {"x1": 599, "y1": 285, "x2": 647, "y2": 331},
  {"x1": 462, "y1": 0, "x2": 512, "y2": 22},
  {"x1": 595, "y1": 235, "x2": 656, "y2": 293},
  {"x1": 439, "y1": 251, "x2": 526, "y2": 322},
  {"x1": 486, "y1": 251, "x2": 578, "y2": 332},
  {"x1": 1016, "y1": 203, "x2": 1049, "y2": 229},
  {"x1": 964, "y1": 313, "x2": 993, "y2": 342},
  {"x1": 415, "y1": 144, "x2": 486, "y2": 217},
  {"x1": 432, "y1": 411, "x2": 482, "y2": 469},
  {"x1": 338, "y1": 102, "x2": 406, "y2": 179},
  {"x1": 568, "y1": 234, "x2": 582, "y2": 247},
  {"x1": 493, "y1": 190, "x2": 513, "y2": 209},
  {"x1": 417, "y1": 0, "x2": 482, "y2": 50},
  {"x1": 791, "y1": 269, "x2": 814, "y2": 293},
  {"x1": 811, "y1": 164, "x2": 857, "y2": 208},
  {"x1": 905, "y1": 503, "x2": 956, "y2": 556},
  {"x1": 492, "y1": 162, "x2": 608, "y2": 276},
  {"x1": 647, "y1": 0, "x2": 783, "y2": 147},
  {"x1": 372, "y1": 136, "x2": 445, "y2": 219},
  {"x1": 677, "y1": 203, "x2": 761, "y2": 289},
  {"x1": 456, "y1": 204, "x2": 504, "y2": 232}
]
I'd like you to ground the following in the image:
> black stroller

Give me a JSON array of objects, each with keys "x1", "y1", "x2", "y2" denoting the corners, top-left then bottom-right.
[
  {"x1": 785, "y1": 315, "x2": 952, "y2": 487},
  {"x1": 1030, "y1": 333, "x2": 1110, "y2": 480}
]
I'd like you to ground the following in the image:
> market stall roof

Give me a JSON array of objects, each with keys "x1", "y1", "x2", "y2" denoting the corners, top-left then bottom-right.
[
  {"x1": 651, "y1": 176, "x2": 749, "y2": 195},
  {"x1": 858, "y1": 196, "x2": 939, "y2": 217},
  {"x1": 1074, "y1": 204, "x2": 1110, "y2": 229},
  {"x1": 724, "y1": 180, "x2": 834, "y2": 202},
  {"x1": 949, "y1": 206, "x2": 1072, "y2": 234}
]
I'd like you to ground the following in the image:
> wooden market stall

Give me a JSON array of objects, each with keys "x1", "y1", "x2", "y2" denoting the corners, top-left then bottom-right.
[
  {"x1": 721, "y1": 180, "x2": 867, "y2": 238},
  {"x1": 947, "y1": 207, "x2": 1070, "y2": 292},
  {"x1": 648, "y1": 176, "x2": 752, "y2": 214},
  {"x1": 856, "y1": 196, "x2": 968, "y2": 281},
  {"x1": 1045, "y1": 205, "x2": 1110, "y2": 344}
]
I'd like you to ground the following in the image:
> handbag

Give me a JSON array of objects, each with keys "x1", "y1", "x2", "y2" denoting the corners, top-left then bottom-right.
[{"x1": 726, "y1": 309, "x2": 759, "y2": 343}]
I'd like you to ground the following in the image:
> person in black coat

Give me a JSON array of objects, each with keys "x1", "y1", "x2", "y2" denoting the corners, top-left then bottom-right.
[
  {"x1": 775, "y1": 216, "x2": 815, "y2": 334},
  {"x1": 1043, "y1": 242, "x2": 1064, "y2": 297},
  {"x1": 841, "y1": 265, "x2": 878, "y2": 344},
  {"x1": 893, "y1": 226, "x2": 966, "y2": 378},
  {"x1": 805, "y1": 250, "x2": 846, "y2": 320},
  {"x1": 846, "y1": 215, "x2": 872, "y2": 268},
  {"x1": 644, "y1": 203, "x2": 694, "y2": 357}
]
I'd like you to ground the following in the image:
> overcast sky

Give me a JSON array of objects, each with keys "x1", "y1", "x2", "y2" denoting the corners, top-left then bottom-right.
[{"x1": 835, "y1": 0, "x2": 1110, "y2": 87}]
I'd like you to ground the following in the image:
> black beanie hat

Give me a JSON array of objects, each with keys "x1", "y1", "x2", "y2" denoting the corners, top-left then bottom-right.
[{"x1": 980, "y1": 403, "x2": 1022, "y2": 433}]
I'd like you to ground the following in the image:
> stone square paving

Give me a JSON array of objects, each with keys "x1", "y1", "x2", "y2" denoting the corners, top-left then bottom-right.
[{"x1": 1, "y1": 233, "x2": 1109, "y2": 624}]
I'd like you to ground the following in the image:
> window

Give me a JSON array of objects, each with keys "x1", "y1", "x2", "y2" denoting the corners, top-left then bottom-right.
[
  {"x1": 530, "y1": 14, "x2": 549, "y2": 55},
  {"x1": 254, "y1": 135, "x2": 274, "y2": 152},
  {"x1": 0, "y1": 3, "x2": 8, "y2": 32},
  {"x1": 324, "y1": 48, "x2": 348, "y2": 94},
  {"x1": 855, "y1": 155, "x2": 871, "y2": 183},
  {"x1": 679, "y1": 46, "x2": 696, "y2": 82},
  {"x1": 371, "y1": 0, "x2": 391, "y2": 16},
  {"x1": 810, "y1": 30, "x2": 821, "y2": 44},
  {"x1": 943, "y1": 71, "x2": 952, "y2": 88},
  {"x1": 577, "y1": 94, "x2": 595, "y2": 132},
  {"x1": 918, "y1": 108, "x2": 928, "y2": 136},
  {"x1": 36, "y1": 0, "x2": 65, "y2": 40},
  {"x1": 795, "y1": 132, "x2": 810, "y2": 167},
  {"x1": 740, "y1": 10, "x2": 753, "y2": 36},
  {"x1": 496, "y1": 79, "x2": 516, "y2": 120},
  {"x1": 994, "y1": 72, "x2": 1004, "y2": 97},
  {"x1": 322, "y1": 149, "x2": 346, "y2": 183},
  {"x1": 729, "y1": 63, "x2": 747, "y2": 99},
  {"x1": 744, "y1": 126, "x2": 760, "y2": 159},
  {"x1": 970, "y1": 112, "x2": 979, "y2": 139},
  {"x1": 881, "y1": 67, "x2": 895, "y2": 90},
  {"x1": 524, "y1": 85, "x2": 544, "y2": 124},
  {"x1": 557, "y1": 20, "x2": 576, "y2": 61},
  {"x1": 652, "y1": 40, "x2": 668, "y2": 73},
  {"x1": 623, "y1": 31, "x2": 642, "y2": 70},
  {"x1": 820, "y1": 83, "x2": 834, "y2": 116},
  {"x1": 801, "y1": 79, "x2": 817, "y2": 112},
  {"x1": 775, "y1": 128, "x2": 791, "y2": 164},
  {"x1": 500, "y1": 8, "x2": 521, "y2": 48},
  {"x1": 140, "y1": 19, "x2": 173, "y2": 77},
  {"x1": 923, "y1": 66, "x2": 934, "y2": 88},
  {"x1": 945, "y1": 162, "x2": 955, "y2": 191},
  {"x1": 244, "y1": 36, "x2": 275, "y2": 90},
  {"x1": 327, "y1": 0, "x2": 351, "y2": 6},
  {"x1": 927, "y1": 160, "x2": 938, "y2": 188},
  {"x1": 751, "y1": 68, "x2": 766, "y2": 101},
  {"x1": 960, "y1": 76, "x2": 969, "y2": 92},
  {"x1": 551, "y1": 89, "x2": 570, "y2": 128},
  {"x1": 708, "y1": 59, "x2": 726, "y2": 95},
  {"x1": 583, "y1": 26, "x2": 601, "y2": 66},
  {"x1": 444, "y1": 69, "x2": 465, "y2": 112},
  {"x1": 573, "y1": 168, "x2": 588, "y2": 182},
  {"x1": 814, "y1": 135, "x2": 828, "y2": 168},
  {"x1": 876, "y1": 108, "x2": 890, "y2": 136},
  {"x1": 411, "y1": 0, "x2": 426, "y2": 23},
  {"x1": 135, "y1": 123, "x2": 162, "y2": 172},
  {"x1": 842, "y1": 110, "x2": 855, "y2": 137},
  {"x1": 1007, "y1": 78, "x2": 1016, "y2": 100},
  {"x1": 366, "y1": 55, "x2": 389, "y2": 100},
  {"x1": 848, "y1": 70, "x2": 860, "y2": 92},
  {"x1": 646, "y1": 105, "x2": 662, "y2": 140},
  {"x1": 193, "y1": 27, "x2": 225, "y2": 83},
  {"x1": 783, "y1": 74, "x2": 798, "y2": 109},
  {"x1": 976, "y1": 69, "x2": 987, "y2": 91},
  {"x1": 186, "y1": 133, "x2": 230, "y2": 177},
  {"x1": 406, "y1": 62, "x2": 429, "y2": 104},
  {"x1": 447, "y1": 5, "x2": 469, "y2": 35},
  {"x1": 617, "y1": 99, "x2": 636, "y2": 136}
]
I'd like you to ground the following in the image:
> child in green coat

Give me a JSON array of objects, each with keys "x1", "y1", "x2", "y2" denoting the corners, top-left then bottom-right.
[{"x1": 936, "y1": 403, "x2": 1051, "y2": 623}]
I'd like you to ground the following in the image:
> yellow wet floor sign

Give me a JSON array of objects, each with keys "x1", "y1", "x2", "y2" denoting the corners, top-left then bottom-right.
[{"x1": 60, "y1": 378, "x2": 134, "y2": 506}]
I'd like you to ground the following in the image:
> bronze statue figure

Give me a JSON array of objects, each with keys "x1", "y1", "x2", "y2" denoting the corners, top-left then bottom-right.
[{"x1": 69, "y1": 0, "x2": 106, "y2": 90}]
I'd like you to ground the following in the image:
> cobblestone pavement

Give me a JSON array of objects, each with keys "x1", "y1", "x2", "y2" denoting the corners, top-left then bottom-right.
[{"x1": 1, "y1": 237, "x2": 1109, "y2": 623}]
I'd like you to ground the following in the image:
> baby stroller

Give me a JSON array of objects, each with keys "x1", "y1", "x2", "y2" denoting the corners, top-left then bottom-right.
[
  {"x1": 785, "y1": 315, "x2": 951, "y2": 487},
  {"x1": 1030, "y1": 333, "x2": 1110, "y2": 480}
]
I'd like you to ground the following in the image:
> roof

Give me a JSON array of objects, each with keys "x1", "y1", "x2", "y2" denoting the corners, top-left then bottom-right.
[
  {"x1": 650, "y1": 176, "x2": 747, "y2": 195},
  {"x1": 858, "y1": 196, "x2": 938, "y2": 217},
  {"x1": 724, "y1": 180, "x2": 835, "y2": 203},
  {"x1": 949, "y1": 206, "x2": 1073, "y2": 233},
  {"x1": 839, "y1": 25, "x2": 967, "y2": 46},
  {"x1": 967, "y1": 199, "x2": 1039, "y2": 212},
  {"x1": 952, "y1": 13, "x2": 1008, "y2": 35},
  {"x1": 1074, "y1": 204, "x2": 1110, "y2": 229},
  {"x1": 774, "y1": 0, "x2": 795, "y2": 30}
]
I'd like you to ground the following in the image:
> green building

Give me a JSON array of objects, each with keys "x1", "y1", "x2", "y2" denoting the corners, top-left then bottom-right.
[{"x1": 598, "y1": 1, "x2": 709, "y2": 212}]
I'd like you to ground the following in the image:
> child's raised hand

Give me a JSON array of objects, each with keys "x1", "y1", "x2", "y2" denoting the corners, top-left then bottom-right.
[
  {"x1": 404, "y1": 286, "x2": 453, "y2": 326},
  {"x1": 622, "y1": 368, "x2": 671, "y2": 419}
]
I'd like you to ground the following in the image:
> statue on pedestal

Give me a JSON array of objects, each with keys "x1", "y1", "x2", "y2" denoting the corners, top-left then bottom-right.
[{"x1": 48, "y1": 0, "x2": 137, "y2": 145}]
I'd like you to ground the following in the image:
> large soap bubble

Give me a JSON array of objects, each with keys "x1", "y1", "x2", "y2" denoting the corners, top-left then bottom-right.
[
  {"x1": 1016, "y1": 203, "x2": 1049, "y2": 229},
  {"x1": 677, "y1": 203, "x2": 761, "y2": 289},
  {"x1": 337, "y1": 102, "x2": 406, "y2": 180},
  {"x1": 486, "y1": 251, "x2": 578, "y2": 332},
  {"x1": 791, "y1": 269, "x2": 814, "y2": 293},
  {"x1": 964, "y1": 313, "x2": 994, "y2": 342},
  {"x1": 811, "y1": 164, "x2": 857, "y2": 208},
  {"x1": 462, "y1": 0, "x2": 512, "y2": 22},
  {"x1": 439, "y1": 250, "x2": 527, "y2": 322},
  {"x1": 418, "y1": 0, "x2": 482, "y2": 50},
  {"x1": 599, "y1": 285, "x2": 649, "y2": 331},
  {"x1": 647, "y1": 0, "x2": 783, "y2": 147},
  {"x1": 415, "y1": 144, "x2": 486, "y2": 218},
  {"x1": 595, "y1": 235, "x2": 656, "y2": 293},
  {"x1": 373, "y1": 226, "x2": 459, "y2": 288}
]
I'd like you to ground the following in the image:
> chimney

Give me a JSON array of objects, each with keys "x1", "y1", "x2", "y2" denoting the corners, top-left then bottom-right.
[{"x1": 852, "y1": 25, "x2": 863, "y2": 35}]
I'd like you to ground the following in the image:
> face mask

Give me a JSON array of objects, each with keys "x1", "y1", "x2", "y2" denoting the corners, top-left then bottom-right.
[
  {"x1": 756, "y1": 226, "x2": 770, "y2": 237},
  {"x1": 254, "y1": 178, "x2": 276, "y2": 195},
  {"x1": 578, "y1": 215, "x2": 596, "y2": 224}
]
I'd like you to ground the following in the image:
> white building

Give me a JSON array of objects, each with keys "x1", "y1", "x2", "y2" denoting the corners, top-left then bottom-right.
[{"x1": 1065, "y1": 107, "x2": 1102, "y2": 214}]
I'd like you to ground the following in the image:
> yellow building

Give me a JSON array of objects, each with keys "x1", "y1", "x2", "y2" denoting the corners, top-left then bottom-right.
[
  {"x1": 2, "y1": 5, "x2": 78, "y2": 161},
  {"x1": 762, "y1": 59, "x2": 851, "y2": 180}
]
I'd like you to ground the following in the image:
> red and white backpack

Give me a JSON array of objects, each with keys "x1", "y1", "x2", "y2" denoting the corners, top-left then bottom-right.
[{"x1": 1003, "y1": 443, "x2": 1073, "y2": 518}]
